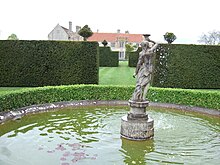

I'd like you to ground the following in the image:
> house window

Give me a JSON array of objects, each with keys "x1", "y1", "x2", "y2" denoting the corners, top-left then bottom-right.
[
  {"x1": 111, "y1": 42, "x2": 115, "y2": 47},
  {"x1": 119, "y1": 41, "x2": 124, "y2": 48},
  {"x1": 119, "y1": 51, "x2": 125, "y2": 59}
]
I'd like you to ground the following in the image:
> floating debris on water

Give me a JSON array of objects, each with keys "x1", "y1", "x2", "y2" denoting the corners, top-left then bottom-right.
[{"x1": 38, "y1": 142, "x2": 97, "y2": 164}]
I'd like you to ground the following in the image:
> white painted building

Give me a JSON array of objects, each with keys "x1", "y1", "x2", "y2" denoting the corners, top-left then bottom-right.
[
  {"x1": 48, "y1": 21, "x2": 83, "y2": 41},
  {"x1": 88, "y1": 30, "x2": 142, "y2": 60}
]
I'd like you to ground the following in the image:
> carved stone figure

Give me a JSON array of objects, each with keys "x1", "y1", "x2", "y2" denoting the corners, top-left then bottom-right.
[{"x1": 131, "y1": 34, "x2": 158, "y2": 101}]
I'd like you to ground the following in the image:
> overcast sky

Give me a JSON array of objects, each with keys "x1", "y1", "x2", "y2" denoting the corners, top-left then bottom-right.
[{"x1": 0, "y1": 0, "x2": 219, "y2": 44}]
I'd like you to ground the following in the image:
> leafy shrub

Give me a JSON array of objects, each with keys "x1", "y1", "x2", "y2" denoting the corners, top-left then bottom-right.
[
  {"x1": 0, "y1": 85, "x2": 219, "y2": 112},
  {"x1": 0, "y1": 40, "x2": 99, "y2": 87},
  {"x1": 148, "y1": 87, "x2": 220, "y2": 110}
]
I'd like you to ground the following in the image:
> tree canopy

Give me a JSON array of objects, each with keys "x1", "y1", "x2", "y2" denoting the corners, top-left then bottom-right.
[
  {"x1": 198, "y1": 30, "x2": 220, "y2": 45},
  {"x1": 7, "y1": 33, "x2": 19, "y2": 40},
  {"x1": 163, "y1": 32, "x2": 176, "y2": 44},
  {"x1": 78, "y1": 25, "x2": 93, "y2": 41},
  {"x1": 125, "y1": 43, "x2": 137, "y2": 52},
  {"x1": 102, "y1": 40, "x2": 108, "y2": 47}
]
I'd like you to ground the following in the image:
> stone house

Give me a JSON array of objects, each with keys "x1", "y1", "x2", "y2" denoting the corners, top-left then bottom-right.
[
  {"x1": 48, "y1": 21, "x2": 83, "y2": 41},
  {"x1": 48, "y1": 23, "x2": 143, "y2": 60},
  {"x1": 88, "y1": 30, "x2": 143, "y2": 60}
]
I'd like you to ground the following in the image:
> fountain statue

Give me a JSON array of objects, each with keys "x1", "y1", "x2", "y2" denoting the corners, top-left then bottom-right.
[{"x1": 121, "y1": 34, "x2": 158, "y2": 140}]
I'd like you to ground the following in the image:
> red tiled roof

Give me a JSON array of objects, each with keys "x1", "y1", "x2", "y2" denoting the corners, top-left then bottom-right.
[{"x1": 88, "y1": 32, "x2": 143, "y2": 43}]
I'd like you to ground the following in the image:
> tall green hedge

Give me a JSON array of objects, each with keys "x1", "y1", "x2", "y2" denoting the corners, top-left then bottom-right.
[
  {"x1": 154, "y1": 44, "x2": 220, "y2": 89},
  {"x1": 128, "y1": 47, "x2": 141, "y2": 67},
  {"x1": 0, "y1": 85, "x2": 219, "y2": 112},
  {"x1": 0, "y1": 40, "x2": 99, "y2": 87},
  {"x1": 99, "y1": 47, "x2": 119, "y2": 67},
  {"x1": 128, "y1": 44, "x2": 220, "y2": 89}
]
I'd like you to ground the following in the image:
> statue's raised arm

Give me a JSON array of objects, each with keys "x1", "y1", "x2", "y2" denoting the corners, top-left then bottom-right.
[
  {"x1": 144, "y1": 34, "x2": 158, "y2": 53},
  {"x1": 149, "y1": 42, "x2": 158, "y2": 53}
]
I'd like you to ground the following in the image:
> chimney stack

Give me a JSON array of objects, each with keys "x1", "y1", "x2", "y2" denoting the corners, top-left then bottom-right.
[
  {"x1": 76, "y1": 26, "x2": 81, "y2": 33},
  {"x1": 69, "y1": 21, "x2": 72, "y2": 32},
  {"x1": 117, "y1": 29, "x2": 120, "y2": 34}
]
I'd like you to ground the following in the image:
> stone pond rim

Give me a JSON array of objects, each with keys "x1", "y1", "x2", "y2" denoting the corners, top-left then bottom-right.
[{"x1": 0, "y1": 100, "x2": 219, "y2": 124}]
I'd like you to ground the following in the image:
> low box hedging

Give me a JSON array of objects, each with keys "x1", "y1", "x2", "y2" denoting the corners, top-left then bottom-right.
[
  {"x1": 99, "y1": 47, "x2": 119, "y2": 67},
  {"x1": 147, "y1": 88, "x2": 220, "y2": 110},
  {"x1": 0, "y1": 40, "x2": 99, "y2": 87},
  {"x1": 0, "y1": 85, "x2": 219, "y2": 112}
]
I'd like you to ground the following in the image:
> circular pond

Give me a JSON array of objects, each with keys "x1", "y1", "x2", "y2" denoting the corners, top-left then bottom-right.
[{"x1": 0, "y1": 106, "x2": 219, "y2": 165}]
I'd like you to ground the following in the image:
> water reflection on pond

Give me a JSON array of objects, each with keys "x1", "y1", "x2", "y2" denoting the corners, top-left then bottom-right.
[{"x1": 0, "y1": 106, "x2": 219, "y2": 165}]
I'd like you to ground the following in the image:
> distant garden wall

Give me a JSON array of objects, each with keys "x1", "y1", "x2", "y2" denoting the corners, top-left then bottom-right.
[
  {"x1": 0, "y1": 40, "x2": 99, "y2": 87},
  {"x1": 99, "y1": 47, "x2": 119, "y2": 67},
  {"x1": 128, "y1": 44, "x2": 220, "y2": 89}
]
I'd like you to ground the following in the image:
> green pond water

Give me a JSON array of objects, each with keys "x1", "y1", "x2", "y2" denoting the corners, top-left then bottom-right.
[{"x1": 0, "y1": 106, "x2": 219, "y2": 165}]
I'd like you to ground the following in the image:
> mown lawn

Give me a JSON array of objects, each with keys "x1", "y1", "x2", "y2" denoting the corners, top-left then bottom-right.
[
  {"x1": 99, "y1": 61, "x2": 135, "y2": 85},
  {"x1": 0, "y1": 87, "x2": 30, "y2": 95}
]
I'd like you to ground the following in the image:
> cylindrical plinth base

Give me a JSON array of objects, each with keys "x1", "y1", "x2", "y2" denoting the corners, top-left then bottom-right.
[
  {"x1": 120, "y1": 115, "x2": 154, "y2": 140},
  {"x1": 128, "y1": 100, "x2": 149, "y2": 117}
]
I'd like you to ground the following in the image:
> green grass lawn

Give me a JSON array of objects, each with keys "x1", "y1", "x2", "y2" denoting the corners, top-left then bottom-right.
[
  {"x1": 99, "y1": 61, "x2": 136, "y2": 85},
  {"x1": 0, "y1": 87, "x2": 30, "y2": 95}
]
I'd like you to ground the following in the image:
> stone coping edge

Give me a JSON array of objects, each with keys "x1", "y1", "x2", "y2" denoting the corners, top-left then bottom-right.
[{"x1": 0, "y1": 100, "x2": 219, "y2": 124}]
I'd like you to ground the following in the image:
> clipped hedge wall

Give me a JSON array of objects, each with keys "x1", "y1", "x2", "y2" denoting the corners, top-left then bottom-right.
[
  {"x1": 128, "y1": 47, "x2": 141, "y2": 67},
  {"x1": 154, "y1": 44, "x2": 220, "y2": 89},
  {"x1": 99, "y1": 47, "x2": 119, "y2": 67},
  {"x1": 0, "y1": 85, "x2": 219, "y2": 112},
  {"x1": 128, "y1": 44, "x2": 220, "y2": 89},
  {"x1": 0, "y1": 40, "x2": 99, "y2": 87}
]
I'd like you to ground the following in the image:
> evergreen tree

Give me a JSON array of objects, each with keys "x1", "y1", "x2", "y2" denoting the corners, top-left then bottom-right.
[
  {"x1": 7, "y1": 33, "x2": 19, "y2": 40},
  {"x1": 163, "y1": 32, "x2": 176, "y2": 44},
  {"x1": 78, "y1": 25, "x2": 93, "y2": 41},
  {"x1": 102, "y1": 40, "x2": 108, "y2": 47}
]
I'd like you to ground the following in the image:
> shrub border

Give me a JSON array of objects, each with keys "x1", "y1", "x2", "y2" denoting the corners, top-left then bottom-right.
[{"x1": 0, "y1": 85, "x2": 219, "y2": 114}]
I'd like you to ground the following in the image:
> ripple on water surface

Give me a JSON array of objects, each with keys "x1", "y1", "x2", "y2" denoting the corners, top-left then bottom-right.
[{"x1": 0, "y1": 106, "x2": 219, "y2": 165}]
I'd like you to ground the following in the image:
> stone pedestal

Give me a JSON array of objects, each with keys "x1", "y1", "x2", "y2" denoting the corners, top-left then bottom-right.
[{"x1": 120, "y1": 100, "x2": 154, "y2": 140}]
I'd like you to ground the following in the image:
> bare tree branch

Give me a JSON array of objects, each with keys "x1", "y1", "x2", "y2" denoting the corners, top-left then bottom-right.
[{"x1": 198, "y1": 30, "x2": 220, "y2": 45}]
